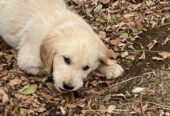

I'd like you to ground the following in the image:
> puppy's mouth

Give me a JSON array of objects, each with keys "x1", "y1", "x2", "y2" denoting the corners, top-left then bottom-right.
[
  {"x1": 55, "y1": 85, "x2": 71, "y2": 93},
  {"x1": 59, "y1": 87, "x2": 67, "y2": 92}
]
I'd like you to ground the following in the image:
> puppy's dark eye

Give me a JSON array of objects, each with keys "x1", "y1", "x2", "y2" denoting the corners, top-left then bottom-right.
[
  {"x1": 64, "y1": 57, "x2": 71, "y2": 65},
  {"x1": 83, "y1": 65, "x2": 89, "y2": 71}
]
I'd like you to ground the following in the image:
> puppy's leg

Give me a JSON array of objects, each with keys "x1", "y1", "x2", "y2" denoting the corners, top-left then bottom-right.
[
  {"x1": 98, "y1": 59, "x2": 124, "y2": 79},
  {"x1": 17, "y1": 44, "x2": 44, "y2": 75}
]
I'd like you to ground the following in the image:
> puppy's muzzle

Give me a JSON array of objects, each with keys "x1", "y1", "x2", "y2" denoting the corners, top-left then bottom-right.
[{"x1": 59, "y1": 82, "x2": 74, "y2": 92}]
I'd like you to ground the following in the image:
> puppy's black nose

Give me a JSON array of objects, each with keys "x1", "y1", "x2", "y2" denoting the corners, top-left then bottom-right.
[{"x1": 63, "y1": 82, "x2": 74, "y2": 90}]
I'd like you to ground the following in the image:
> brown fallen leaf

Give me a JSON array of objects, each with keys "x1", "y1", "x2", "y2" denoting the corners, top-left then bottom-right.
[
  {"x1": 132, "y1": 87, "x2": 145, "y2": 94},
  {"x1": 104, "y1": 94, "x2": 111, "y2": 102},
  {"x1": 92, "y1": 0, "x2": 99, "y2": 5},
  {"x1": 111, "y1": 1, "x2": 119, "y2": 9},
  {"x1": 147, "y1": 40, "x2": 158, "y2": 50},
  {"x1": 0, "y1": 89, "x2": 9, "y2": 103},
  {"x1": 110, "y1": 38, "x2": 121, "y2": 46},
  {"x1": 39, "y1": 92, "x2": 53, "y2": 100},
  {"x1": 60, "y1": 106, "x2": 66, "y2": 115},
  {"x1": 139, "y1": 52, "x2": 146, "y2": 60},
  {"x1": 152, "y1": 56, "x2": 164, "y2": 61},
  {"x1": 100, "y1": 0, "x2": 110, "y2": 4},
  {"x1": 123, "y1": 13, "x2": 136, "y2": 19},
  {"x1": 135, "y1": 15, "x2": 144, "y2": 31},
  {"x1": 99, "y1": 31, "x2": 106, "y2": 38},
  {"x1": 37, "y1": 106, "x2": 46, "y2": 113},
  {"x1": 19, "y1": 108, "x2": 28, "y2": 116},
  {"x1": 133, "y1": 103, "x2": 148, "y2": 114},
  {"x1": 15, "y1": 93, "x2": 28, "y2": 100},
  {"x1": 24, "y1": 96, "x2": 35, "y2": 104},
  {"x1": 121, "y1": 51, "x2": 129, "y2": 58},
  {"x1": 107, "y1": 105, "x2": 116, "y2": 113},
  {"x1": 127, "y1": 55, "x2": 136, "y2": 61},
  {"x1": 158, "y1": 51, "x2": 170, "y2": 59},
  {"x1": 71, "y1": 0, "x2": 83, "y2": 5},
  {"x1": 8, "y1": 78, "x2": 22, "y2": 86},
  {"x1": 99, "y1": 104, "x2": 107, "y2": 113}
]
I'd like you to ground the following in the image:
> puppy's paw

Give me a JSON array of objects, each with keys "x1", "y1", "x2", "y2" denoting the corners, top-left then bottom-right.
[
  {"x1": 17, "y1": 48, "x2": 45, "y2": 76},
  {"x1": 99, "y1": 63, "x2": 124, "y2": 79},
  {"x1": 26, "y1": 67, "x2": 44, "y2": 75},
  {"x1": 17, "y1": 56, "x2": 44, "y2": 75}
]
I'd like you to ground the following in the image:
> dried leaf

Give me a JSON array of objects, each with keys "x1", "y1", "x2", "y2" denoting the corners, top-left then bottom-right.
[
  {"x1": 127, "y1": 55, "x2": 136, "y2": 61},
  {"x1": 139, "y1": 52, "x2": 146, "y2": 60},
  {"x1": 20, "y1": 108, "x2": 27, "y2": 116},
  {"x1": 107, "y1": 105, "x2": 116, "y2": 113},
  {"x1": 99, "y1": 31, "x2": 106, "y2": 38},
  {"x1": 132, "y1": 87, "x2": 145, "y2": 94},
  {"x1": 152, "y1": 56, "x2": 164, "y2": 61},
  {"x1": 111, "y1": 1, "x2": 119, "y2": 9},
  {"x1": 110, "y1": 38, "x2": 121, "y2": 46},
  {"x1": 100, "y1": 0, "x2": 110, "y2": 4},
  {"x1": 99, "y1": 104, "x2": 107, "y2": 111},
  {"x1": 37, "y1": 107, "x2": 46, "y2": 113},
  {"x1": 133, "y1": 104, "x2": 148, "y2": 114},
  {"x1": 147, "y1": 40, "x2": 158, "y2": 50},
  {"x1": 158, "y1": 51, "x2": 170, "y2": 59},
  {"x1": 120, "y1": 33, "x2": 128, "y2": 40},
  {"x1": 112, "y1": 93, "x2": 126, "y2": 100},
  {"x1": 60, "y1": 106, "x2": 66, "y2": 115},
  {"x1": 131, "y1": 27, "x2": 138, "y2": 33},
  {"x1": 92, "y1": 0, "x2": 99, "y2": 5},
  {"x1": 99, "y1": 105, "x2": 107, "y2": 113},
  {"x1": 104, "y1": 94, "x2": 111, "y2": 102},
  {"x1": 121, "y1": 51, "x2": 129, "y2": 58},
  {"x1": 162, "y1": 35, "x2": 170, "y2": 45},
  {"x1": 18, "y1": 84, "x2": 37, "y2": 95},
  {"x1": 8, "y1": 78, "x2": 22, "y2": 86},
  {"x1": 0, "y1": 89, "x2": 9, "y2": 103},
  {"x1": 93, "y1": 4, "x2": 103, "y2": 12},
  {"x1": 135, "y1": 15, "x2": 144, "y2": 31},
  {"x1": 142, "y1": 104, "x2": 149, "y2": 114}
]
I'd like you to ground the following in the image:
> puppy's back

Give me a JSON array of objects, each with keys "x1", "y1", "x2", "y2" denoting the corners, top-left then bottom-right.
[{"x1": 0, "y1": 0, "x2": 67, "y2": 48}]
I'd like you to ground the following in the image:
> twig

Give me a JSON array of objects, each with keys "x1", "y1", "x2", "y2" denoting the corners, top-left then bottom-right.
[
  {"x1": 156, "y1": 69, "x2": 170, "y2": 75},
  {"x1": 147, "y1": 102, "x2": 170, "y2": 110},
  {"x1": 111, "y1": 72, "x2": 154, "y2": 87},
  {"x1": 121, "y1": 49, "x2": 169, "y2": 53},
  {"x1": 111, "y1": 76, "x2": 141, "y2": 87},
  {"x1": 98, "y1": 72, "x2": 154, "y2": 95},
  {"x1": 83, "y1": 109, "x2": 129, "y2": 113},
  {"x1": 97, "y1": 76, "x2": 141, "y2": 95},
  {"x1": 162, "y1": 34, "x2": 170, "y2": 45}
]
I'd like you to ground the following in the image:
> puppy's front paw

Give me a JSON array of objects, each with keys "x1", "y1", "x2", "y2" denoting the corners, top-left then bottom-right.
[
  {"x1": 99, "y1": 63, "x2": 124, "y2": 79},
  {"x1": 26, "y1": 67, "x2": 44, "y2": 75}
]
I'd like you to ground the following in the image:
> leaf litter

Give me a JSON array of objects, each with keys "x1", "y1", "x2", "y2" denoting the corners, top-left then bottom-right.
[{"x1": 0, "y1": 0, "x2": 170, "y2": 115}]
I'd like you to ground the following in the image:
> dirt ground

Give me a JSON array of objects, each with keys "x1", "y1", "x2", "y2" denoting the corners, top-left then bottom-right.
[{"x1": 0, "y1": 0, "x2": 170, "y2": 116}]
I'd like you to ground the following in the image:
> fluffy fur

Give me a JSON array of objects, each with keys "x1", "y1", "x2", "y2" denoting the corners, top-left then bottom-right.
[{"x1": 0, "y1": 0, "x2": 124, "y2": 92}]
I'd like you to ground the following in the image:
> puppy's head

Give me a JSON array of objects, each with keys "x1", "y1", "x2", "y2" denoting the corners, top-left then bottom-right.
[{"x1": 40, "y1": 33, "x2": 110, "y2": 92}]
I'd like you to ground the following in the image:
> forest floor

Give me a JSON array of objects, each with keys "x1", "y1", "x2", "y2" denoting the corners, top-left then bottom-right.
[{"x1": 0, "y1": 0, "x2": 170, "y2": 115}]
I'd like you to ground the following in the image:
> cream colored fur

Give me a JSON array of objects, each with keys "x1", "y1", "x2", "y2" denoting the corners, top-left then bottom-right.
[{"x1": 0, "y1": 0, "x2": 124, "y2": 92}]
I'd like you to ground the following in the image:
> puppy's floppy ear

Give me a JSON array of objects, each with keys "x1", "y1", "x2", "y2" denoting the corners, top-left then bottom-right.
[
  {"x1": 100, "y1": 51, "x2": 117, "y2": 66},
  {"x1": 40, "y1": 37, "x2": 57, "y2": 73}
]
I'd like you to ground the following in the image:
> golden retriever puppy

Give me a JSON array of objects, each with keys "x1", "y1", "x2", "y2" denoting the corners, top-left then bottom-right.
[{"x1": 0, "y1": 0, "x2": 124, "y2": 92}]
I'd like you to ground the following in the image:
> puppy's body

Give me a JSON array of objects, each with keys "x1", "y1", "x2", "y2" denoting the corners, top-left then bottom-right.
[
  {"x1": 0, "y1": 0, "x2": 124, "y2": 92},
  {"x1": 0, "y1": 0, "x2": 91, "y2": 73}
]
